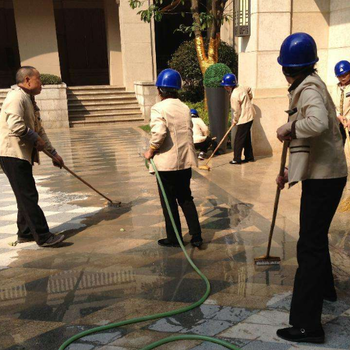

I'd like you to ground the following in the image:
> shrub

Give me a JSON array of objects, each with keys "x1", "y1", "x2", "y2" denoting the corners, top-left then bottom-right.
[
  {"x1": 169, "y1": 40, "x2": 238, "y2": 102},
  {"x1": 203, "y1": 63, "x2": 232, "y2": 88},
  {"x1": 40, "y1": 74, "x2": 62, "y2": 85}
]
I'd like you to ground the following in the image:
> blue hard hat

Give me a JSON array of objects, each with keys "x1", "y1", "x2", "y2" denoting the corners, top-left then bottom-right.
[
  {"x1": 190, "y1": 109, "x2": 198, "y2": 116},
  {"x1": 221, "y1": 73, "x2": 237, "y2": 87},
  {"x1": 156, "y1": 69, "x2": 182, "y2": 90},
  {"x1": 335, "y1": 60, "x2": 350, "y2": 77},
  {"x1": 277, "y1": 32, "x2": 319, "y2": 67}
]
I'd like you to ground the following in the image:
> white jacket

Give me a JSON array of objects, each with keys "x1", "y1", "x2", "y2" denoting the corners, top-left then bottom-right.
[
  {"x1": 149, "y1": 98, "x2": 197, "y2": 172},
  {"x1": 287, "y1": 74, "x2": 347, "y2": 185},
  {"x1": 192, "y1": 117, "x2": 209, "y2": 144}
]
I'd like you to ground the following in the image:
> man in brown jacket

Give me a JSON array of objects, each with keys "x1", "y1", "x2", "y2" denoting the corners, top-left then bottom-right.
[
  {"x1": 276, "y1": 33, "x2": 347, "y2": 344},
  {"x1": 221, "y1": 74, "x2": 256, "y2": 165},
  {"x1": 0, "y1": 66, "x2": 65, "y2": 247},
  {"x1": 144, "y1": 69, "x2": 202, "y2": 248}
]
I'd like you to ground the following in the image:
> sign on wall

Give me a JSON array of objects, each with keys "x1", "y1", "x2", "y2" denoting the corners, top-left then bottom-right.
[{"x1": 235, "y1": 0, "x2": 250, "y2": 37}]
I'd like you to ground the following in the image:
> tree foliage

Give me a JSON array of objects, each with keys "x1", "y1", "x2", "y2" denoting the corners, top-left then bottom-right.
[{"x1": 169, "y1": 40, "x2": 237, "y2": 101}]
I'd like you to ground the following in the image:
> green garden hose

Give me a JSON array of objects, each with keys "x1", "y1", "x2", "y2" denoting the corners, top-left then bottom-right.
[{"x1": 58, "y1": 159, "x2": 239, "y2": 350}]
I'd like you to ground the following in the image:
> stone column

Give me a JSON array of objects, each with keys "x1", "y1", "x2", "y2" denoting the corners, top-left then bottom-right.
[
  {"x1": 12, "y1": 0, "x2": 61, "y2": 77},
  {"x1": 118, "y1": 0, "x2": 156, "y2": 91},
  {"x1": 238, "y1": 0, "x2": 293, "y2": 156},
  {"x1": 104, "y1": 0, "x2": 123, "y2": 86}
]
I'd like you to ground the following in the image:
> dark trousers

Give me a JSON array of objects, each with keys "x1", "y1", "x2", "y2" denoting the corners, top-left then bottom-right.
[
  {"x1": 157, "y1": 168, "x2": 201, "y2": 242},
  {"x1": 195, "y1": 136, "x2": 212, "y2": 153},
  {"x1": 233, "y1": 121, "x2": 254, "y2": 162},
  {"x1": 339, "y1": 123, "x2": 349, "y2": 146},
  {"x1": 0, "y1": 157, "x2": 51, "y2": 245},
  {"x1": 290, "y1": 177, "x2": 346, "y2": 330}
]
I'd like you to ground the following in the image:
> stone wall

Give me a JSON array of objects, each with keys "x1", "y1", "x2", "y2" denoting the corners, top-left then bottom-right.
[
  {"x1": 35, "y1": 84, "x2": 69, "y2": 129},
  {"x1": 134, "y1": 81, "x2": 159, "y2": 122}
]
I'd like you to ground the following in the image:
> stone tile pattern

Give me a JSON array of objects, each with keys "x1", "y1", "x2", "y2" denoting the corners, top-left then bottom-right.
[{"x1": 0, "y1": 126, "x2": 349, "y2": 350}]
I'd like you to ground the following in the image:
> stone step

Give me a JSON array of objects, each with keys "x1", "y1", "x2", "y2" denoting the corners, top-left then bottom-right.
[
  {"x1": 68, "y1": 96, "x2": 138, "y2": 105},
  {"x1": 67, "y1": 94, "x2": 136, "y2": 102},
  {"x1": 69, "y1": 104, "x2": 140, "y2": 113},
  {"x1": 70, "y1": 110, "x2": 142, "y2": 118},
  {"x1": 70, "y1": 115, "x2": 143, "y2": 126},
  {"x1": 68, "y1": 85, "x2": 125, "y2": 91},
  {"x1": 67, "y1": 90, "x2": 134, "y2": 97}
]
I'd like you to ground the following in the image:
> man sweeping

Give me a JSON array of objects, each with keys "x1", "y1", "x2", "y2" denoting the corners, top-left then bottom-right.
[
  {"x1": 275, "y1": 33, "x2": 347, "y2": 343},
  {"x1": 144, "y1": 69, "x2": 203, "y2": 248},
  {"x1": 222, "y1": 73, "x2": 256, "y2": 165},
  {"x1": 0, "y1": 66, "x2": 65, "y2": 247}
]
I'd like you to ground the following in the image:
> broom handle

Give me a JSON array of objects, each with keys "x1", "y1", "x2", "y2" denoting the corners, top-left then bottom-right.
[
  {"x1": 266, "y1": 140, "x2": 289, "y2": 257},
  {"x1": 203, "y1": 123, "x2": 236, "y2": 167},
  {"x1": 43, "y1": 149, "x2": 114, "y2": 204}
]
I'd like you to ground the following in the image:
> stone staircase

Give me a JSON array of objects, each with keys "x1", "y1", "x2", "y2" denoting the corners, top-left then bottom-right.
[
  {"x1": 0, "y1": 89, "x2": 9, "y2": 111},
  {"x1": 67, "y1": 86, "x2": 144, "y2": 127}
]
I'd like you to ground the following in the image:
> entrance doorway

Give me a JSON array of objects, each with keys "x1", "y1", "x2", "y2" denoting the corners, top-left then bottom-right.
[
  {"x1": 0, "y1": 0, "x2": 20, "y2": 88},
  {"x1": 54, "y1": 0, "x2": 109, "y2": 86}
]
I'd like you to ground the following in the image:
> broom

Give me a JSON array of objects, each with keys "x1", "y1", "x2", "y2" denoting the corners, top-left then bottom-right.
[
  {"x1": 198, "y1": 123, "x2": 236, "y2": 171},
  {"x1": 43, "y1": 149, "x2": 121, "y2": 208},
  {"x1": 254, "y1": 141, "x2": 289, "y2": 266}
]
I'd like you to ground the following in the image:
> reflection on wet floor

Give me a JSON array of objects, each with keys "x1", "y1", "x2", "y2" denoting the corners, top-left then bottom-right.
[{"x1": 0, "y1": 125, "x2": 350, "y2": 350}]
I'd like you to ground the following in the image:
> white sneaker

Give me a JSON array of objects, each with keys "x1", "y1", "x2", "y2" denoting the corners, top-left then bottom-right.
[{"x1": 198, "y1": 152, "x2": 205, "y2": 160}]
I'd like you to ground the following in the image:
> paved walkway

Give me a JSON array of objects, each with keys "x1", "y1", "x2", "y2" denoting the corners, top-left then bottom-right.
[{"x1": 0, "y1": 125, "x2": 350, "y2": 350}]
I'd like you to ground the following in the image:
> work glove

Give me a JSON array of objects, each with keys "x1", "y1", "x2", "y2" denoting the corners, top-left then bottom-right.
[
  {"x1": 276, "y1": 168, "x2": 288, "y2": 190},
  {"x1": 276, "y1": 122, "x2": 293, "y2": 142}
]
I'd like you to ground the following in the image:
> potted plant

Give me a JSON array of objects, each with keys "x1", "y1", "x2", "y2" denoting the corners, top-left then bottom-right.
[{"x1": 203, "y1": 63, "x2": 232, "y2": 153}]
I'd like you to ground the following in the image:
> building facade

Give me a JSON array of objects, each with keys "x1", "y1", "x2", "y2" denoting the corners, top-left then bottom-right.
[
  {"x1": 235, "y1": 0, "x2": 350, "y2": 155},
  {"x1": 0, "y1": 0, "x2": 157, "y2": 90}
]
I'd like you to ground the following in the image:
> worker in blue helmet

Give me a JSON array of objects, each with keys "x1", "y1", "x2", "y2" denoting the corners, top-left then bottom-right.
[
  {"x1": 190, "y1": 109, "x2": 213, "y2": 160},
  {"x1": 144, "y1": 69, "x2": 203, "y2": 248},
  {"x1": 221, "y1": 73, "x2": 256, "y2": 165},
  {"x1": 275, "y1": 32, "x2": 347, "y2": 344},
  {"x1": 333, "y1": 60, "x2": 350, "y2": 145}
]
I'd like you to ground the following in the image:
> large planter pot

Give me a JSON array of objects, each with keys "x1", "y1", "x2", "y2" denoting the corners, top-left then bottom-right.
[{"x1": 206, "y1": 87, "x2": 230, "y2": 153}]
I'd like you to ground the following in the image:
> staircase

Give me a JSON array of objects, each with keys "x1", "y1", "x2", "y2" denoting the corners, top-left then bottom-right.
[
  {"x1": 0, "y1": 89, "x2": 9, "y2": 111},
  {"x1": 67, "y1": 86, "x2": 144, "y2": 127}
]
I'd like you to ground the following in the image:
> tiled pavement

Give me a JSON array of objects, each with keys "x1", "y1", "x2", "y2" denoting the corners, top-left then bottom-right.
[{"x1": 0, "y1": 125, "x2": 350, "y2": 350}]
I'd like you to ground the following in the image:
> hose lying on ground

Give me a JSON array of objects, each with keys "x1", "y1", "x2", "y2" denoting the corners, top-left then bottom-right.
[{"x1": 58, "y1": 159, "x2": 240, "y2": 350}]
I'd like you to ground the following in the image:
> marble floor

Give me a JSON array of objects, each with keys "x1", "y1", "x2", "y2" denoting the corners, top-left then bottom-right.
[{"x1": 0, "y1": 125, "x2": 350, "y2": 350}]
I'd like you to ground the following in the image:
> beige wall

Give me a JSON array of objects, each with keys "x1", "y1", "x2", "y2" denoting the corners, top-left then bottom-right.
[
  {"x1": 118, "y1": 0, "x2": 156, "y2": 91},
  {"x1": 13, "y1": 0, "x2": 61, "y2": 77},
  {"x1": 104, "y1": 0, "x2": 123, "y2": 86}
]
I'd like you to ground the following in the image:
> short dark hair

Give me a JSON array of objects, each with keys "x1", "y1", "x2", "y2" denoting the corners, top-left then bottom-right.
[
  {"x1": 158, "y1": 87, "x2": 179, "y2": 99},
  {"x1": 283, "y1": 65, "x2": 317, "y2": 78},
  {"x1": 16, "y1": 66, "x2": 37, "y2": 84}
]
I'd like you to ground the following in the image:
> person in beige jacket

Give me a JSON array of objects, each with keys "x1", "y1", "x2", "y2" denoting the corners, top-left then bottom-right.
[
  {"x1": 0, "y1": 66, "x2": 65, "y2": 247},
  {"x1": 276, "y1": 33, "x2": 347, "y2": 344},
  {"x1": 332, "y1": 60, "x2": 350, "y2": 145},
  {"x1": 190, "y1": 108, "x2": 212, "y2": 160},
  {"x1": 221, "y1": 73, "x2": 256, "y2": 165},
  {"x1": 144, "y1": 69, "x2": 202, "y2": 248}
]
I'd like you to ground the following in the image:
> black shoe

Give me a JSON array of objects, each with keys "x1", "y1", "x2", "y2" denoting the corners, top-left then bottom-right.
[
  {"x1": 39, "y1": 234, "x2": 65, "y2": 247},
  {"x1": 324, "y1": 294, "x2": 337, "y2": 302},
  {"x1": 242, "y1": 157, "x2": 255, "y2": 163},
  {"x1": 17, "y1": 236, "x2": 35, "y2": 243},
  {"x1": 190, "y1": 235, "x2": 203, "y2": 248},
  {"x1": 276, "y1": 327, "x2": 325, "y2": 343},
  {"x1": 158, "y1": 239, "x2": 182, "y2": 247},
  {"x1": 229, "y1": 160, "x2": 242, "y2": 165}
]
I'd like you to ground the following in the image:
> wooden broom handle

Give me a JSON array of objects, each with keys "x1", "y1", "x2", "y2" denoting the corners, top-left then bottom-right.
[
  {"x1": 42, "y1": 149, "x2": 114, "y2": 204},
  {"x1": 266, "y1": 140, "x2": 289, "y2": 257},
  {"x1": 203, "y1": 123, "x2": 237, "y2": 167}
]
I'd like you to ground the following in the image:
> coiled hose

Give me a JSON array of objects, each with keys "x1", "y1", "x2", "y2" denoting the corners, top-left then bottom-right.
[{"x1": 58, "y1": 159, "x2": 240, "y2": 350}]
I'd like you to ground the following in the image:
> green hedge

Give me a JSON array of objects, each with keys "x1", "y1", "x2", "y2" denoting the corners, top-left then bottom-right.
[
  {"x1": 169, "y1": 40, "x2": 238, "y2": 102},
  {"x1": 40, "y1": 74, "x2": 62, "y2": 85},
  {"x1": 203, "y1": 63, "x2": 232, "y2": 88}
]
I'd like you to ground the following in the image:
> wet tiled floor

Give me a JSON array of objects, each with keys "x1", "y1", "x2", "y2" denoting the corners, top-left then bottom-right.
[{"x1": 0, "y1": 125, "x2": 350, "y2": 350}]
